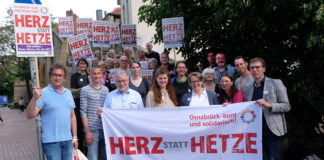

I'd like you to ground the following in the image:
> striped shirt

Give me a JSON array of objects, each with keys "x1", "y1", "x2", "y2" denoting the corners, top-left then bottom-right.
[{"x1": 80, "y1": 84, "x2": 109, "y2": 130}]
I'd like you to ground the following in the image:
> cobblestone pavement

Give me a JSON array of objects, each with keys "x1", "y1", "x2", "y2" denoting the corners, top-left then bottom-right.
[{"x1": 0, "y1": 106, "x2": 40, "y2": 160}]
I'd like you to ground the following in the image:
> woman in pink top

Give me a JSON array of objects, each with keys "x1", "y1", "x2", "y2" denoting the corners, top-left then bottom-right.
[{"x1": 219, "y1": 73, "x2": 244, "y2": 105}]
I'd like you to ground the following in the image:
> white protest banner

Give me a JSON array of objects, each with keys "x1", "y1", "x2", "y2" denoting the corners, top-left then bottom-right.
[
  {"x1": 13, "y1": 3, "x2": 53, "y2": 57},
  {"x1": 121, "y1": 24, "x2": 136, "y2": 47},
  {"x1": 93, "y1": 21, "x2": 110, "y2": 47},
  {"x1": 77, "y1": 18, "x2": 93, "y2": 40},
  {"x1": 68, "y1": 33, "x2": 93, "y2": 63},
  {"x1": 58, "y1": 16, "x2": 74, "y2": 38},
  {"x1": 109, "y1": 68, "x2": 120, "y2": 84},
  {"x1": 140, "y1": 69, "x2": 153, "y2": 82},
  {"x1": 110, "y1": 22, "x2": 121, "y2": 44},
  {"x1": 102, "y1": 102, "x2": 262, "y2": 160},
  {"x1": 139, "y1": 61, "x2": 148, "y2": 70},
  {"x1": 162, "y1": 17, "x2": 184, "y2": 48}
]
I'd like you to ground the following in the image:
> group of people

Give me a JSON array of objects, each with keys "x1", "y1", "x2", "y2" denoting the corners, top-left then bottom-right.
[{"x1": 26, "y1": 44, "x2": 290, "y2": 160}]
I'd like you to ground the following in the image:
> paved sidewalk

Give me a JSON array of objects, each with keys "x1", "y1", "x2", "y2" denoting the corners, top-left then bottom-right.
[{"x1": 0, "y1": 106, "x2": 40, "y2": 160}]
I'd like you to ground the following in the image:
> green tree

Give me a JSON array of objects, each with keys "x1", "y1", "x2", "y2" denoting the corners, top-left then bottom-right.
[
  {"x1": 139, "y1": 0, "x2": 324, "y2": 155},
  {"x1": 0, "y1": 9, "x2": 32, "y2": 100}
]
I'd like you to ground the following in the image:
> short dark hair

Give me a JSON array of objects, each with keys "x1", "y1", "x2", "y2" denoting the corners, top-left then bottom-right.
[
  {"x1": 234, "y1": 56, "x2": 247, "y2": 62},
  {"x1": 249, "y1": 57, "x2": 266, "y2": 68},
  {"x1": 131, "y1": 61, "x2": 141, "y2": 68},
  {"x1": 77, "y1": 58, "x2": 89, "y2": 67},
  {"x1": 49, "y1": 64, "x2": 67, "y2": 78},
  {"x1": 188, "y1": 72, "x2": 203, "y2": 83}
]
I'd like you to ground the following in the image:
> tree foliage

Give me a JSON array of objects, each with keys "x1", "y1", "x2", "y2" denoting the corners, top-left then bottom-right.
[
  {"x1": 139, "y1": 0, "x2": 324, "y2": 154},
  {"x1": 0, "y1": 9, "x2": 32, "y2": 100}
]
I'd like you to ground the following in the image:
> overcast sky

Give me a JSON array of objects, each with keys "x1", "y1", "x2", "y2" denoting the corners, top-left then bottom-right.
[{"x1": 0, "y1": 0, "x2": 119, "y2": 23}]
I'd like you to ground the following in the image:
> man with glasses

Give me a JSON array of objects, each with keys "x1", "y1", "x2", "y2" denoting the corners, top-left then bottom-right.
[
  {"x1": 244, "y1": 57, "x2": 291, "y2": 160},
  {"x1": 96, "y1": 70, "x2": 144, "y2": 117},
  {"x1": 26, "y1": 64, "x2": 78, "y2": 160},
  {"x1": 214, "y1": 52, "x2": 235, "y2": 87}
]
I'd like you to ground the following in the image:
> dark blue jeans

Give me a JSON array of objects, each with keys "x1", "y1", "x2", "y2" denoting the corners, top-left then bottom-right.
[
  {"x1": 43, "y1": 140, "x2": 72, "y2": 160},
  {"x1": 263, "y1": 118, "x2": 281, "y2": 160}
]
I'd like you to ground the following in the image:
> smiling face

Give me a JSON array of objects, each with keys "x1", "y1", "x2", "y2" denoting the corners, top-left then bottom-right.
[
  {"x1": 216, "y1": 53, "x2": 226, "y2": 67},
  {"x1": 116, "y1": 73, "x2": 129, "y2": 93},
  {"x1": 176, "y1": 63, "x2": 187, "y2": 77},
  {"x1": 137, "y1": 50, "x2": 145, "y2": 58},
  {"x1": 50, "y1": 68, "x2": 65, "y2": 89},
  {"x1": 131, "y1": 63, "x2": 141, "y2": 76},
  {"x1": 207, "y1": 52, "x2": 215, "y2": 63},
  {"x1": 156, "y1": 74, "x2": 168, "y2": 89},
  {"x1": 78, "y1": 60, "x2": 88, "y2": 72},
  {"x1": 160, "y1": 53, "x2": 169, "y2": 65},
  {"x1": 90, "y1": 68, "x2": 103, "y2": 84},
  {"x1": 250, "y1": 61, "x2": 265, "y2": 82},
  {"x1": 220, "y1": 76, "x2": 233, "y2": 92},
  {"x1": 234, "y1": 58, "x2": 248, "y2": 74},
  {"x1": 119, "y1": 56, "x2": 129, "y2": 69},
  {"x1": 190, "y1": 75, "x2": 203, "y2": 93}
]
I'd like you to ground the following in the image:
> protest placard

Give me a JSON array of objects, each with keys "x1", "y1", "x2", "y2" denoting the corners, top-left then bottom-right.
[
  {"x1": 139, "y1": 61, "x2": 148, "y2": 70},
  {"x1": 110, "y1": 22, "x2": 121, "y2": 44},
  {"x1": 102, "y1": 102, "x2": 262, "y2": 160},
  {"x1": 162, "y1": 17, "x2": 184, "y2": 48},
  {"x1": 68, "y1": 33, "x2": 93, "y2": 63},
  {"x1": 58, "y1": 16, "x2": 74, "y2": 38},
  {"x1": 109, "y1": 68, "x2": 120, "y2": 84},
  {"x1": 93, "y1": 21, "x2": 110, "y2": 47},
  {"x1": 77, "y1": 18, "x2": 93, "y2": 40},
  {"x1": 140, "y1": 69, "x2": 153, "y2": 82},
  {"x1": 13, "y1": 3, "x2": 53, "y2": 57},
  {"x1": 121, "y1": 24, "x2": 136, "y2": 47}
]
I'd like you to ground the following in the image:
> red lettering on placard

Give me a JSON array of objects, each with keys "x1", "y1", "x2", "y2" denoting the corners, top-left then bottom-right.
[
  {"x1": 219, "y1": 134, "x2": 230, "y2": 153},
  {"x1": 122, "y1": 29, "x2": 135, "y2": 35},
  {"x1": 59, "y1": 21, "x2": 72, "y2": 26},
  {"x1": 14, "y1": 15, "x2": 50, "y2": 28},
  {"x1": 136, "y1": 137, "x2": 150, "y2": 154},
  {"x1": 246, "y1": 133, "x2": 257, "y2": 153},
  {"x1": 206, "y1": 134, "x2": 217, "y2": 153},
  {"x1": 162, "y1": 23, "x2": 183, "y2": 32},
  {"x1": 232, "y1": 133, "x2": 244, "y2": 153},
  {"x1": 191, "y1": 136, "x2": 205, "y2": 153},
  {"x1": 109, "y1": 137, "x2": 164, "y2": 155},
  {"x1": 16, "y1": 32, "x2": 51, "y2": 44},
  {"x1": 109, "y1": 137, "x2": 124, "y2": 154},
  {"x1": 124, "y1": 137, "x2": 136, "y2": 155},
  {"x1": 151, "y1": 137, "x2": 164, "y2": 154},
  {"x1": 190, "y1": 133, "x2": 258, "y2": 154}
]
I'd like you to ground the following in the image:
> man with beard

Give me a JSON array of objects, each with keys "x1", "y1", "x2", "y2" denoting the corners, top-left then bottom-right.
[{"x1": 214, "y1": 52, "x2": 235, "y2": 87}]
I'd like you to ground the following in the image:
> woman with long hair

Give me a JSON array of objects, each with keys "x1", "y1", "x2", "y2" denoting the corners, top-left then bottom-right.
[
  {"x1": 171, "y1": 61, "x2": 191, "y2": 103},
  {"x1": 219, "y1": 74, "x2": 244, "y2": 105},
  {"x1": 129, "y1": 61, "x2": 151, "y2": 106},
  {"x1": 146, "y1": 67, "x2": 178, "y2": 107}
]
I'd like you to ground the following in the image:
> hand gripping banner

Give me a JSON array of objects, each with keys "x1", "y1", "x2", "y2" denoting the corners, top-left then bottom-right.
[{"x1": 102, "y1": 101, "x2": 262, "y2": 160}]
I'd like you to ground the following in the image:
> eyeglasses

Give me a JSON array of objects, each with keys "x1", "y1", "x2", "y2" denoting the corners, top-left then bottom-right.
[
  {"x1": 250, "y1": 66, "x2": 263, "y2": 70},
  {"x1": 52, "y1": 74, "x2": 64, "y2": 78},
  {"x1": 116, "y1": 80, "x2": 128, "y2": 84},
  {"x1": 190, "y1": 80, "x2": 201, "y2": 84}
]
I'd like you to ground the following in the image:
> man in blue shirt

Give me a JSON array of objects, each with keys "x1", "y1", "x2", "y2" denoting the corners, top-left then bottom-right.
[
  {"x1": 97, "y1": 70, "x2": 144, "y2": 117},
  {"x1": 26, "y1": 64, "x2": 78, "y2": 160},
  {"x1": 213, "y1": 52, "x2": 235, "y2": 87}
]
